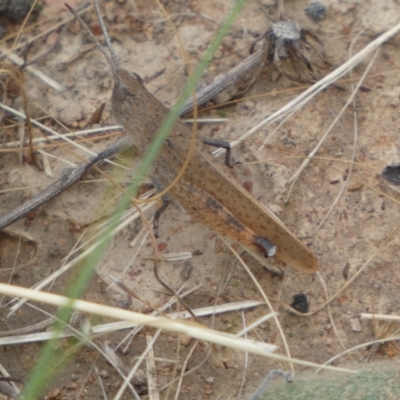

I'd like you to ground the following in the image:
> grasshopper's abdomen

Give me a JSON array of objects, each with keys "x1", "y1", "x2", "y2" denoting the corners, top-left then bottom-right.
[{"x1": 170, "y1": 179, "x2": 276, "y2": 258}]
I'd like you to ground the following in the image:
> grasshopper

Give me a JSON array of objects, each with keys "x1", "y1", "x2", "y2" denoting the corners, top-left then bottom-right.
[{"x1": 67, "y1": 1, "x2": 318, "y2": 273}]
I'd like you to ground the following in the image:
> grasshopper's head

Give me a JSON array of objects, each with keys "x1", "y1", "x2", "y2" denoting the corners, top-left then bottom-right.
[
  {"x1": 111, "y1": 69, "x2": 148, "y2": 127},
  {"x1": 111, "y1": 69, "x2": 169, "y2": 149}
]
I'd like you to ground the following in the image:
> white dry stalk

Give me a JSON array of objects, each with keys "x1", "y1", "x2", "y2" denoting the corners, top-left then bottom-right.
[
  {"x1": 0, "y1": 282, "x2": 279, "y2": 355},
  {"x1": 0, "y1": 45, "x2": 65, "y2": 92},
  {"x1": 143, "y1": 251, "x2": 193, "y2": 262},
  {"x1": 212, "y1": 21, "x2": 400, "y2": 158},
  {"x1": 111, "y1": 329, "x2": 156, "y2": 400},
  {"x1": 0, "y1": 184, "x2": 50, "y2": 194},
  {"x1": 238, "y1": 311, "x2": 249, "y2": 399},
  {"x1": 235, "y1": 312, "x2": 278, "y2": 338},
  {"x1": 181, "y1": 118, "x2": 228, "y2": 124},
  {"x1": 167, "y1": 299, "x2": 267, "y2": 320},
  {"x1": 173, "y1": 340, "x2": 200, "y2": 400},
  {"x1": 0, "y1": 120, "x2": 221, "y2": 149},
  {"x1": 36, "y1": 150, "x2": 53, "y2": 177},
  {"x1": 0, "y1": 102, "x2": 126, "y2": 169},
  {"x1": 0, "y1": 282, "x2": 358, "y2": 373},
  {"x1": 36, "y1": 148, "x2": 76, "y2": 168},
  {"x1": 1, "y1": 233, "x2": 23, "y2": 307},
  {"x1": 0, "y1": 362, "x2": 19, "y2": 397},
  {"x1": 17, "y1": 112, "x2": 24, "y2": 163},
  {"x1": 361, "y1": 313, "x2": 400, "y2": 322},
  {"x1": 0, "y1": 125, "x2": 122, "y2": 149},
  {"x1": 145, "y1": 333, "x2": 160, "y2": 400},
  {"x1": 0, "y1": 299, "x2": 265, "y2": 346},
  {"x1": 94, "y1": 366, "x2": 108, "y2": 400}
]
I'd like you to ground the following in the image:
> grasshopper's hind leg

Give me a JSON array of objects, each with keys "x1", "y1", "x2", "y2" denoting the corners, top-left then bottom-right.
[
  {"x1": 150, "y1": 174, "x2": 171, "y2": 237},
  {"x1": 200, "y1": 137, "x2": 240, "y2": 169}
]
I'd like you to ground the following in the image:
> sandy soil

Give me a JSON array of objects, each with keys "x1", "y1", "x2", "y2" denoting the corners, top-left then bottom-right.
[{"x1": 1, "y1": 0, "x2": 400, "y2": 398}]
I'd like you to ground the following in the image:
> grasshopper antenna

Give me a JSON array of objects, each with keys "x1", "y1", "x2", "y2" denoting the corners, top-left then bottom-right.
[
  {"x1": 64, "y1": 2, "x2": 120, "y2": 75},
  {"x1": 92, "y1": 0, "x2": 121, "y2": 70}
]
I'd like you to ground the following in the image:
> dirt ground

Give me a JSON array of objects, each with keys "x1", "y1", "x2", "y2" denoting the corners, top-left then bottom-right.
[{"x1": 1, "y1": 0, "x2": 400, "y2": 398}]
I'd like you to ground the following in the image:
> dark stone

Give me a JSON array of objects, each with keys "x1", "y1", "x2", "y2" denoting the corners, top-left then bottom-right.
[
  {"x1": 0, "y1": 0, "x2": 35, "y2": 21},
  {"x1": 382, "y1": 164, "x2": 400, "y2": 185},
  {"x1": 291, "y1": 293, "x2": 309, "y2": 313},
  {"x1": 304, "y1": 2, "x2": 327, "y2": 23}
]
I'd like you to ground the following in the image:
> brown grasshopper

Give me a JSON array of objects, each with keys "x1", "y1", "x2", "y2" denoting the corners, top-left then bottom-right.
[{"x1": 67, "y1": 1, "x2": 318, "y2": 273}]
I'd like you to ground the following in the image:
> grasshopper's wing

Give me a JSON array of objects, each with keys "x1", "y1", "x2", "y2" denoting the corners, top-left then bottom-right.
[{"x1": 161, "y1": 129, "x2": 318, "y2": 273}]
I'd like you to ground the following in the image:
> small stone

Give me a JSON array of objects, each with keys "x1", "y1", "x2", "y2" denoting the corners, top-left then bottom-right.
[
  {"x1": 66, "y1": 382, "x2": 78, "y2": 390},
  {"x1": 350, "y1": 318, "x2": 362, "y2": 332},
  {"x1": 99, "y1": 370, "x2": 110, "y2": 378},
  {"x1": 71, "y1": 373, "x2": 79, "y2": 381},
  {"x1": 347, "y1": 182, "x2": 363, "y2": 192},
  {"x1": 372, "y1": 282, "x2": 381, "y2": 291},
  {"x1": 0, "y1": 0, "x2": 35, "y2": 21},
  {"x1": 117, "y1": 298, "x2": 131, "y2": 309},
  {"x1": 46, "y1": 389, "x2": 61, "y2": 400},
  {"x1": 236, "y1": 100, "x2": 255, "y2": 116},
  {"x1": 305, "y1": 2, "x2": 327, "y2": 23},
  {"x1": 205, "y1": 376, "x2": 215, "y2": 383},
  {"x1": 222, "y1": 35, "x2": 234, "y2": 50}
]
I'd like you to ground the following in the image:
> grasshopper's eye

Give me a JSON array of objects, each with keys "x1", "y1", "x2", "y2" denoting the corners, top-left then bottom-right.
[{"x1": 131, "y1": 72, "x2": 143, "y2": 84}]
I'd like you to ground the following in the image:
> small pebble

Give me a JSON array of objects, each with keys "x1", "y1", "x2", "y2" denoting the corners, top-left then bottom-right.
[
  {"x1": 71, "y1": 373, "x2": 79, "y2": 381},
  {"x1": 99, "y1": 370, "x2": 110, "y2": 378},
  {"x1": 372, "y1": 282, "x2": 381, "y2": 291},
  {"x1": 66, "y1": 382, "x2": 78, "y2": 390},
  {"x1": 305, "y1": 2, "x2": 327, "y2": 22},
  {"x1": 236, "y1": 99, "x2": 255, "y2": 116},
  {"x1": 350, "y1": 318, "x2": 362, "y2": 332}
]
